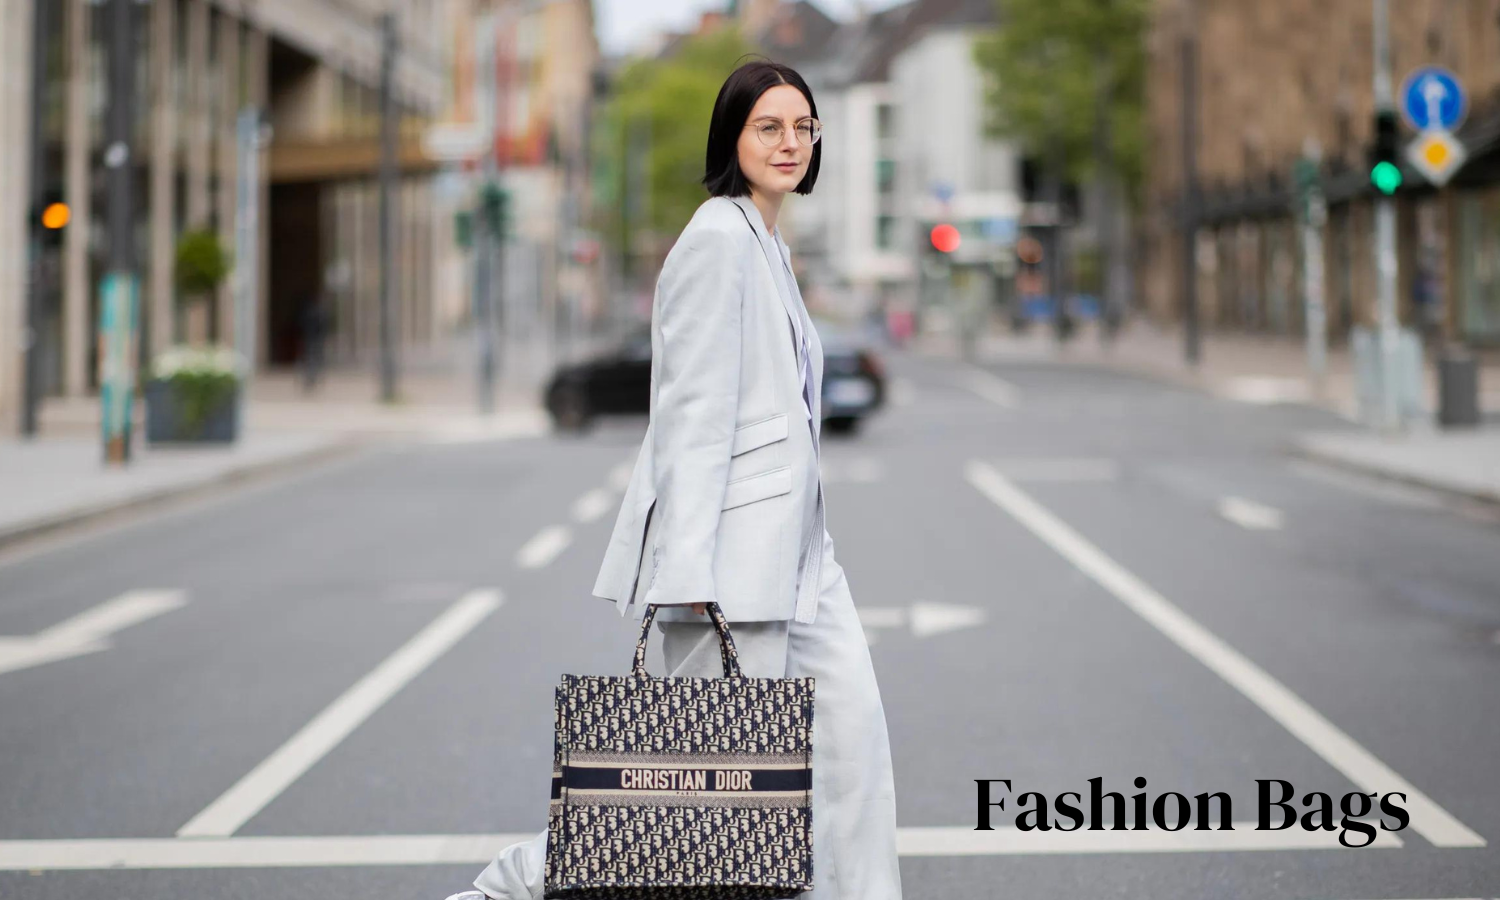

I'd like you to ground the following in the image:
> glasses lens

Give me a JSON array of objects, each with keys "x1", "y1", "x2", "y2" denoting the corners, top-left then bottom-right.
[
  {"x1": 758, "y1": 122, "x2": 783, "y2": 146},
  {"x1": 797, "y1": 121, "x2": 821, "y2": 145}
]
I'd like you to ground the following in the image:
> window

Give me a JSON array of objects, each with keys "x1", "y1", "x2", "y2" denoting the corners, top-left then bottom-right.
[
  {"x1": 876, "y1": 158, "x2": 895, "y2": 194},
  {"x1": 876, "y1": 103, "x2": 895, "y2": 140},
  {"x1": 876, "y1": 215, "x2": 897, "y2": 251}
]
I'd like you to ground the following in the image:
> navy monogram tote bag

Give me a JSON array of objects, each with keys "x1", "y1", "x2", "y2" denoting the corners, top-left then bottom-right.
[{"x1": 544, "y1": 601, "x2": 815, "y2": 898}]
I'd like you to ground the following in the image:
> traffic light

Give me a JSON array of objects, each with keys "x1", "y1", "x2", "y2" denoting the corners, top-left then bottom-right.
[
  {"x1": 34, "y1": 190, "x2": 69, "y2": 249},
  {"x1": 1369, "y1": 109, "x2": 1402, "y2": 195},
  {"x1": 929, "y1": 223, "x2": 960, "y2": 253}
]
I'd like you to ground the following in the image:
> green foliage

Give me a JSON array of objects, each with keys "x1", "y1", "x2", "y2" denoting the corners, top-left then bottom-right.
[
  {"x1": 150, "y1": 345, "x2": 241, "y2": 436},
  {"x1": 174, "y1": 229, "x2": 233, "y2": 300},
  {"x1": 594, "y1": 28, "x2": 757, "y2": 252},
  {"x1": 972, "y1": 0, "x2": 1149, "y2": 206}
]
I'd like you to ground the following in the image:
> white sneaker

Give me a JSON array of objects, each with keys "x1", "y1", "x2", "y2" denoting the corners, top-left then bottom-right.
[{"x1": 443, "y1": 893, "x2": 493, "y2": 900}]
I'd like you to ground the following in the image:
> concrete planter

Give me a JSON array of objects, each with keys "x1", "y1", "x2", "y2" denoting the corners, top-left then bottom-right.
[{"x1": 144, "y1": 378, "x2": 240, "y2": 444}]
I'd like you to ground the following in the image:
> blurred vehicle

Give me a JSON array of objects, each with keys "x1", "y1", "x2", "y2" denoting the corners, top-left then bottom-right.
[{"x1": 543, "y1": 319, "x2": 886, "y2": 434}]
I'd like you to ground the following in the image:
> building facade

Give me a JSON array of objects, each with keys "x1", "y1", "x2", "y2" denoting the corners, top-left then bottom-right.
[
  {"x1": 1143, "y1": 0, "x2": 1500, "y2": 347},
  {"x1": 0, "y1": 0, "x2": 457, "y2": 434},
  {"x1": 778, "y1": 0, "x2": 1022, "y2": 327}
]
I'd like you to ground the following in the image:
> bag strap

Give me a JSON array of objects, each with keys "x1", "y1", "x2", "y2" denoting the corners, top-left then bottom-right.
[{"x1": 632, "y1": 602, "x2": 743, "y2": 679}]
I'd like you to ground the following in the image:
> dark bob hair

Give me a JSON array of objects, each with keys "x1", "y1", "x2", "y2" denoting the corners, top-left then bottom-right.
[{"x1": 702, "y1": 59, "x2": 821, "y2": 197}]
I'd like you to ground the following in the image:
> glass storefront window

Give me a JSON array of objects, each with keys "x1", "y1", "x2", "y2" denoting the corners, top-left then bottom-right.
[{"x1": 1459, "y1": 189, "x2": 1500, "y2": 343}]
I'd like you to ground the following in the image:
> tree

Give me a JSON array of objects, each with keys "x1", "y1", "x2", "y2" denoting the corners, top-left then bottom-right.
[
  {"x1": 972, "y1": 0, "x2": 1148, "y2": 201},
  {"x1": 973, "y1": 0, "x2": 1148, "y2": 332},
  {"x1": 594, "y1": 28, "x2": 756, "y2": 279}
]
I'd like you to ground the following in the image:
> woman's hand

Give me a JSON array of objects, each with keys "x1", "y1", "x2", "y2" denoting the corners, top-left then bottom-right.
[{"x1": 689, "y1": 602, "x2": 708, "y2": 615}]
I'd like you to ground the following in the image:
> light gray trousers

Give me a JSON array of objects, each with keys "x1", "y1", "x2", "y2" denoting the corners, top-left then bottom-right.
[{"x1": 472, "y1": 540, "x2": 903, "y2": 899}]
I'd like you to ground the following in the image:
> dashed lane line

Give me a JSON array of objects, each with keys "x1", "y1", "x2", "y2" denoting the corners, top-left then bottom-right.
[{"x1": 516, "y1": 525, "x2": 572, "y2": 569}]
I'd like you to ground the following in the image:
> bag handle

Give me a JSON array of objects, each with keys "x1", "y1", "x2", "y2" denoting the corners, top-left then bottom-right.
[{"x1": 632, "y1": 602, "x2": 743, "y2": 679}]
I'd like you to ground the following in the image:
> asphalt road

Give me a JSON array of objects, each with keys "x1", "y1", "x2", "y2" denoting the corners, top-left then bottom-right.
[{"x1": 2, "y1": 348, "x2": 1498, "y2": 899}]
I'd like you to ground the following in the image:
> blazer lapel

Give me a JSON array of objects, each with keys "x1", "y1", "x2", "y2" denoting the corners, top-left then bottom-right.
[{"x1": 727, "y1": 196, "x2": 804, "y2": 371}]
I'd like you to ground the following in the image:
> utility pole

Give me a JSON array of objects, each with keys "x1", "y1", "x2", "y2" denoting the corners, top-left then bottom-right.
[
  {"x1": 21, "y1": 0, "x2": 55, "y2": 437},
  {"x1": 377, "y1": 10, "x2": 399, "y2": 403},
  {"x1": 234, "y1": 108, "x2": 265, "y2": 436},
  {"x1": 1179, "y1": 27, "x2": 1201, "y2": 365},
  {"x1": 101, "y1": 0, "x2": 140, "y2": 463},
  {"x1": 1371, "y1": 0, "x2": 1401, "y2": 430}
]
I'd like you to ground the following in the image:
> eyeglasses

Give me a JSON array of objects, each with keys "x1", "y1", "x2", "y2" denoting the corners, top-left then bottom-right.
[{"x1": 744, "y1": 117, "x2": 823, "y2": 147}]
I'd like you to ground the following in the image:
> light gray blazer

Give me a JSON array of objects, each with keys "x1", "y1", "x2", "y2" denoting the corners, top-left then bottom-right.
[{"x1": 590, "y1": 194, "x2": 827, "y2": 626}]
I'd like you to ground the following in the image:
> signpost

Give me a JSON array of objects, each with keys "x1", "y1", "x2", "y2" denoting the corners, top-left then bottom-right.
[{"x1": 1399, "y1": 65, "x2": 1468, "y2": 188}]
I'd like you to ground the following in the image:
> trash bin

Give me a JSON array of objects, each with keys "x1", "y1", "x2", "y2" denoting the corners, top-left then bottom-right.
[{"x1": 1437, "y1": 346, "x2": 1480, "y2": 428}]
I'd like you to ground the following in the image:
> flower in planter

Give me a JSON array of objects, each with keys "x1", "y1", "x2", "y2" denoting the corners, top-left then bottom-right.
[{"x1": 150, "y1": 344, "x2": 244, "y2": 438}]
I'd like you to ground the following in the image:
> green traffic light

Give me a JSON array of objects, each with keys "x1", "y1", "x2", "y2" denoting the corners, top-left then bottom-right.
[{"x1": 1370, "y1": 161, "x2": 1402, "y2": 195}]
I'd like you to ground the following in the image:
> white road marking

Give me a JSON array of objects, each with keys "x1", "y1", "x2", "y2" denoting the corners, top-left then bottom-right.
[
  {"x1": 608, "y1": 461, "x2": 633, "y2": 492},
  {"x1": 820, "y1": 458, "x2": 883, "y2": 483},
  {"x1": 571, "y1": 488, "x2": 616, "y2": 523},
  {"x1": 856, "y1": 603, "x2": 986, "y2": 645},
  {"x1": 1218, "y1": 496, "x2": 1285, "y2": 531},
  {"x1": 910, "y1": 601, "x2": 987, "y2": 638},
  {"x1": 1219, "y1": 375, "x2": 1311, "y2": 405},
  {"x1": 961, "y1": 367, "x2": 1022, "y2": 408},
  {"x1": 993, "y1": 458, "x2": 1120, "y2": 482},
  {"x1": 897, "y1": 820, "x2": 1402, "y2": 855},
  {"x1": 177, "y1": 589, "x2": 503, "y2": 838},
  {"x1": 0, "y1": 821, "x2": 1401, "y2": 870},
  {"x1": 516, "y1": 525, "x2": 572, "y2": 569},
  {"x1": 964, "y1": 459, "x2": 1486, "y2": 849},
  {"x1": 0, "y1": 589, "x2": 186, "y2": 677}
]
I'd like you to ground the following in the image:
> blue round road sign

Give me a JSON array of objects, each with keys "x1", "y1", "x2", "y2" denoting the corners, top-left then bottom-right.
[{"x1": 1400, "y1": 66, "x2": 1466, "y2": 132}]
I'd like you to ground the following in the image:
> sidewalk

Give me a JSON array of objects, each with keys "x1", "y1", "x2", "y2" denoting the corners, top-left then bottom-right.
[
  {"x1": 914, "y1": 319, "x2": 1500, "y2": 505},
  {"x1": 0, "y1": 336, "x2": 584, "y2": 549},
  {"x1": 0, "y1": 432, "x2": 350, "y2": 548}
]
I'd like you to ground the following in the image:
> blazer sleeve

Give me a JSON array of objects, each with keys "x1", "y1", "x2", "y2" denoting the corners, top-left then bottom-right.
[{"x1": 639, "y1": 224, "x2": 745, "y2": 610}]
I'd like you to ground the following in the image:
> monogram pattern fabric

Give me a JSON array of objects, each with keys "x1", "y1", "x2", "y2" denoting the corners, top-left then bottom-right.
[{"x1": 545, "y1": 604, "x2": 814, "y2": 899}]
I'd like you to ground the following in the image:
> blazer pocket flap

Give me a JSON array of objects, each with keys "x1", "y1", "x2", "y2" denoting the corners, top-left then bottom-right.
[
  {"x1": 730, "y1": 413, "x2": 789, "y2": 457},
  {"x1": 721, "y1": 466, "x2": 792, "y2": 510}
]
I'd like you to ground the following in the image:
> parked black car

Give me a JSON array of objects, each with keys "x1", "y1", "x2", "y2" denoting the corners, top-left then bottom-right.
[{"x1": 544, "y1": 320, "x2": 886, "y2": 434}]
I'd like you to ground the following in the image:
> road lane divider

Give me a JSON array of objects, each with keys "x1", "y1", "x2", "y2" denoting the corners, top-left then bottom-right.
[
  {"x1": 960, "y1": 367, "x2": 1022, "y2": 409},
  {"x1": 964, "y1": 459, "x2": 1485, "y2": 849},
  {"x1": 1218, "y1": 496, "x2": 1285, "y2": 531},
  {"x1": 177, "y1": 589, "x2": 503, "y2": 838},
  {"x1": 516, "y1": 525, "x2": 572, "y2": 569}
]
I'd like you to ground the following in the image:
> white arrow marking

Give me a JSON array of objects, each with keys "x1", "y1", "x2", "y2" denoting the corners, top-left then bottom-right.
[
  {"x1": 1421, "y1": 75, "x2": 1447, "y2": 127},
  {"x1": 1218, "y1": 496, "x2": 1285, "y2": 531},
  {"x1": 0, "y1": 590, "x2": 186, "y2": 677}
]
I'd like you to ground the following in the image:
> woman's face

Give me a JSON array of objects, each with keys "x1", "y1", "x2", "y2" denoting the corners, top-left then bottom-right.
[{"x1": 736, "y1": 84, "x2": 813, "y2": 200}]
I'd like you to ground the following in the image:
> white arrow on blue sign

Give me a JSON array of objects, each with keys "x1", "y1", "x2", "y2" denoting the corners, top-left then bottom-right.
[{"x1": 1399, "y1": 66, "x2": 1466, "y2": 132}]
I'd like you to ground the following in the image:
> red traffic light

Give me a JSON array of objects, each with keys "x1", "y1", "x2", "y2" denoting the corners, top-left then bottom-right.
[{"x1": 930, "y1": 223, "x2": 960, "y2": 253}]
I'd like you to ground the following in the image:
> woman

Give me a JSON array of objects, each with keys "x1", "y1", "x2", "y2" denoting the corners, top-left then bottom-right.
[{"x1": 449, "y1": 59, "x2": 902, "y2": 900}]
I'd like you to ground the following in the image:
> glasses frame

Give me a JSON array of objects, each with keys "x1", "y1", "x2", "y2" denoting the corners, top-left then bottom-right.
[{"x1": 743, "y1": 117, "x2": 823, "y2": 148}]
